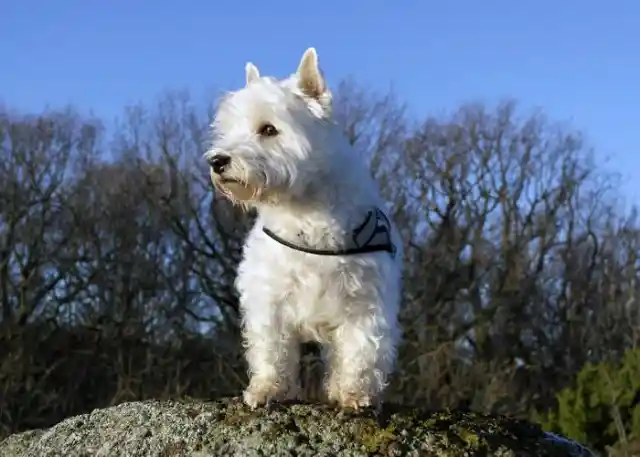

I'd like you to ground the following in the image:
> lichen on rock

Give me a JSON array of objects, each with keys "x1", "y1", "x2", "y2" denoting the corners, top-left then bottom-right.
[{"x1": 0, "y1": 398, "x2": 595, "y2": 456}]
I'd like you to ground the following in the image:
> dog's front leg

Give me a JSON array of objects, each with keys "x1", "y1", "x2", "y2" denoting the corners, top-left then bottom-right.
[
  {"x1": 241, "y1": 306, "x2": 299, "y2": 408},
  {"x1": 328, "y1": 311, "x2": 399, "y2": 410}
]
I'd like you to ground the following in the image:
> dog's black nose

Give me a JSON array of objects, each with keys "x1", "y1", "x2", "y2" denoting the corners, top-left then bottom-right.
[{"x1": 208, "y1": 154, "x2": 231, "y2": 174}]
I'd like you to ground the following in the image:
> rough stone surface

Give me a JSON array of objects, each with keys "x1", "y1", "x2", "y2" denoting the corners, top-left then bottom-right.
[{"x1": 0, "y1": 398, "x2": 596, "y2": 456}]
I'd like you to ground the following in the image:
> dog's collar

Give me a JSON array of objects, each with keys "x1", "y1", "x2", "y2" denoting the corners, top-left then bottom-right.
[{"x1": 262, "y1": 208, "x2": 397, "y2": 258}]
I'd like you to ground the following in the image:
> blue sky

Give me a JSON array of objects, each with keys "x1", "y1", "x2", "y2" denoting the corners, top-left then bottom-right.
[{"x1": 2, "y1": 0, "x2": 639, "y2": 205}]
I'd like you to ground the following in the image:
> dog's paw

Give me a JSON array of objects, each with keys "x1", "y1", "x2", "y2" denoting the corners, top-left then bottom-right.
[
  {"x1": 338, "y1": 391, "x2": 372, "y2": 410},
  {"x1": 243, "y1": 379, "x2": 282, "y2": 409}
]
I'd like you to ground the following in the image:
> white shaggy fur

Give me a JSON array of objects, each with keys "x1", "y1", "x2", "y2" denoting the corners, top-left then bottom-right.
[{"x1": 205, "y1": 48, "x2": 403, "y2": 409}]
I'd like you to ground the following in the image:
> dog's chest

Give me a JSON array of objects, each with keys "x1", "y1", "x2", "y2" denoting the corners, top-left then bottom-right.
[
  {"x1": 241, "y1": 230, "x2": 349, "y2": 317},
  {"x1": 283, "y1": 279, "x2": 342, "y2": 343}
]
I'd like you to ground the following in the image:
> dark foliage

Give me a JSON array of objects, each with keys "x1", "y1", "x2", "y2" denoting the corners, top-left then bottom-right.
[{"x1": 1, "y1": 84, "x2": 638, "y2": 455}]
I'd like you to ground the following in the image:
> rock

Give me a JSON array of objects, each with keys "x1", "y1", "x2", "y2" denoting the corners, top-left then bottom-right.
[{"x1": 0, "y1": 398, "x2": 595, "y2": 456}]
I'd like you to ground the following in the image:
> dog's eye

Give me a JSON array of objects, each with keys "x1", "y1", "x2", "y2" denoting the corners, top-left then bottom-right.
[{"x1": 257, "y1": 123, "x2": 278, "y2": 137}]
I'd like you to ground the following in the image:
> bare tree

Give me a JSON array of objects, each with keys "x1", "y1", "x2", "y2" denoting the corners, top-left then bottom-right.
[
  {"x1": 373, "y1": 100, "x2": 639, "y2": 415},
  {"x1": 0, "y1": 106, "x2": 102, "y2": 326}
]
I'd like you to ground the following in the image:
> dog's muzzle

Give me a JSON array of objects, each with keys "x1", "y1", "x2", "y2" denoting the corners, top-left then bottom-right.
[
  {"x1": 208, "y1": 153, "x2": 244, "y2": 186},
  {"x1": 207, "y1": 154, "x2": 260, "y2": 202}
]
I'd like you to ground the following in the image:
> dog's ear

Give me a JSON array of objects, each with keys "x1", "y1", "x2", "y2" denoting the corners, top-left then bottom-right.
[
  {"x1": 296, "y1": 48, "x2": 326, "y2": 99},
  {"x1": 245, "y1": 62, "x2": 260, "y2": 86}
]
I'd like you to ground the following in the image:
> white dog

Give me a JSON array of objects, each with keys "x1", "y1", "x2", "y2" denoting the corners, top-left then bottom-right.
[{"x1": 205, "y1": 48, "x2": 403, "y2": 410}]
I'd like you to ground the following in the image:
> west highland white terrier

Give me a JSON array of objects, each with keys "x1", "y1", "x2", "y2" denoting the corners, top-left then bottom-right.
[{"x1": 205, "y1": 48, "x2": 403, "y2": 410}]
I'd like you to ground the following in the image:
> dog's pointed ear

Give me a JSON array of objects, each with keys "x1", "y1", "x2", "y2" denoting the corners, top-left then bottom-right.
[
  {"x1": 296, "y1": 47, "x2": 326, "y2": 99},
  {"x1": 245, "y1": 62, "x2": 260, "y2": 86}
]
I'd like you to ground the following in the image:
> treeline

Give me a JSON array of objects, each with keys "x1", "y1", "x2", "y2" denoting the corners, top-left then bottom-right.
[{"x1": 1, "y1": 81, "x2": 638, "y2": 454}]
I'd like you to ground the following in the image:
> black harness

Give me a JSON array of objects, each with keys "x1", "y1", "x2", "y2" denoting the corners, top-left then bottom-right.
[{"x1": 262, "y1": 208, "x2": 397, "y2": 258}]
